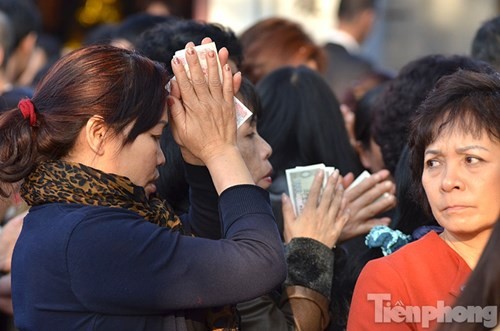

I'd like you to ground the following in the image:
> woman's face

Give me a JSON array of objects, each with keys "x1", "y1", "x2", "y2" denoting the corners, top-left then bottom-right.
[
  {"x1": 422, "y1": 128, "x2": 500, "y2": 237},
  {"x1": 237, "y1": 120, "x2": 273, "y2": 189},
  {"x1": 106, "y1": 110, "x2": 168, "y2": 198}
]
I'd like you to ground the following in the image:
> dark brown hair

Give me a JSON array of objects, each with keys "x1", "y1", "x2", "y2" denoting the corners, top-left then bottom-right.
[
  {"x1": 408, "y1": 70, "x2": 500, "y2": 215},
  {"x1": 0, "y1": 44, "x2": 168, "y2": 197},
  {"x1": 240, "y1": 17, "x2": 326, "y2": 84}
]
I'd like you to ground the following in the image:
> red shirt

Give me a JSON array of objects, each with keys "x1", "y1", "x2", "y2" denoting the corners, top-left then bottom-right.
[{"x1": 347, "y1": 231, "x2": 471, "y2": 331}]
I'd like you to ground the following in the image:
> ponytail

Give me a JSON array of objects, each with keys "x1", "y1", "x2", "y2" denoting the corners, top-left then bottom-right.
[{"x1": 0, "y1": 100, "x2": 38, "y2": 197}]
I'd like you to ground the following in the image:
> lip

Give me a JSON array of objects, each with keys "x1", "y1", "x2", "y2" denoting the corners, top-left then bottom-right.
[
  {"x1": 262, "y1": 176, "x2": 273, "y2": 183},
  {"x1": 262, "y1": 169, "x2": 273, "y2": 182},
  {"x1": 441, "y1": 205, "x2": 472, "y2": 213}
]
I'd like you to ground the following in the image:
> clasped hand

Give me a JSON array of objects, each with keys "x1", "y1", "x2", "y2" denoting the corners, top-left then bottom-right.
[{"x1": 168, "y1": 38, "x2": 241, "y2": 167}]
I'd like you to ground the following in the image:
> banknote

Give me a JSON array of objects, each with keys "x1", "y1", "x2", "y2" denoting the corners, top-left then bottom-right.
[
  {"x1": 346, "y1": 170, "x2": 390, "y2": 201},
  {"x1": 173, "y1": 42, "x2": 252, "y2": 128},
  {"x1": 174, "y1": 42, "x2": 222, "y2": 81},
  {"x1": 286, "y1": 163, "x2": 335, "y2": 216},
  {"x1": 346, "y1": 170, "x2": 371, "y2": 192}
]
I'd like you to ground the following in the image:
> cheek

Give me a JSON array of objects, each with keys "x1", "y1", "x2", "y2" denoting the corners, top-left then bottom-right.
[
  {"x1": 238, "y1": 143, "x2": 252, "y2": 165},
  {"x1": 421, "y1": 174, "x2": 435, "y2": 202}
]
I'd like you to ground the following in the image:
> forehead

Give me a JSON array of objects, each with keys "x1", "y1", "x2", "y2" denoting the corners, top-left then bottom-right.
[{"x1": 426, "y1": 127, "x2": 499, "y2": 149}]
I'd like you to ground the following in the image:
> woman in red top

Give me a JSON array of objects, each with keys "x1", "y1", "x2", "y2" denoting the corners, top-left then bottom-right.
[{"x1": 347, "y1": 69, "x2": 500, "y2": 330}]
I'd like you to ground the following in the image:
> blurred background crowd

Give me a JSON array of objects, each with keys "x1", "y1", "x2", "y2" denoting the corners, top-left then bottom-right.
[{"x1": 0, "y1": 0, "x2": 499, "y2": 330}]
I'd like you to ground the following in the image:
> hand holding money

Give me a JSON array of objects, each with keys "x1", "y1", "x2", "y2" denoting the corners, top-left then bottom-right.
[
  {"x1": 285, "y1": 163, "x2": 335, "y2": 216},
  {"x1": 168, "y1": 39, "x2": 238, "y2": 164},
  {"x1": 282, "y1": 168, "x2": 349, "y2": 249},
  {"x1": 168, "y1": 39, "x2": 254, "y2": 192},
  {"x1": 171, "y1": 41, "x2": 252, "y2": 128}
]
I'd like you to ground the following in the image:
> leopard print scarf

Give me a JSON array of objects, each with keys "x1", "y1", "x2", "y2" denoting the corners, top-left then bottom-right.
[{"x1": 20, "y1": 160, "x2": 184, "y2": 232}]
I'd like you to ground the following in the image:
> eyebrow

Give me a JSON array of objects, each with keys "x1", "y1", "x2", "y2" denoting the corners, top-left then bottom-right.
[{"x1": 424, "y1": 145, "x2": 490, "y2": 156}]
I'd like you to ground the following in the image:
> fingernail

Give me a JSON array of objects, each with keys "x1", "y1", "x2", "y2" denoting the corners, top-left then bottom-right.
[
  {"x1": 187, "y1": 47, "x2": 195, "y2": 55},
  {"x1": 208, "y1": 50, "x2": 215, "y2": 58},
  {"x1": 167, "y1": 97, "x2": 174, "y2": 107},
  {"x1": 224, "y1": 64, "x2": 231, "y2": 71},
  {"x1": 172, "y1": 57, "x2": 180, "y2": 65}
]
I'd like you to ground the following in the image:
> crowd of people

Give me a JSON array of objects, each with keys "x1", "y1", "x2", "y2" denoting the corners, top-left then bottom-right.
[{"x1": 0, "y1": 0, "x2": 498, "y2": 330}]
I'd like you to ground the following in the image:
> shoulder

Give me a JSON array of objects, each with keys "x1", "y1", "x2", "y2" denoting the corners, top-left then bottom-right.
[
  {"x1": 355, "y1": 231, "x2": 450, "y2": 296},
  {"x1": 365, "y1": 231, "x2": 444, "y2": 273},
  {"x1": 323, "y1": 42, "x2": 349, "y2": 57},
  {"x1": 25, "y1": 204, "x2": 151, "y2": 239}
]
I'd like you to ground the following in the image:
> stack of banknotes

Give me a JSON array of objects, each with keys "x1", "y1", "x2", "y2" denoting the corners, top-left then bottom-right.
[
  {"x1": 285, "y1": 164, "x2": 336, "y2": 216},
  {"x1": 286, "y1": 164, "x2": 373, "y2": 216}
]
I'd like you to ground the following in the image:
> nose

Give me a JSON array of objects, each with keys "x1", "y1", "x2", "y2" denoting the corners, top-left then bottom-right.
[
  {"x1": 157, "y1": 145, "x2": 166, "y2": 167},
  {"x1": 440, "y1": 162, "x2": 464, "y2": 192},
  {"x1": 258, "y1": 133, "x2": 272, "y2": 159}
]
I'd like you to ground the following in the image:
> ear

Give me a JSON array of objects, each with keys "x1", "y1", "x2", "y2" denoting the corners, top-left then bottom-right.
[
  {"x1": 85, "y1": 115, "x2": 107, "y2": 155},
  {"x1": 355, "y1": 140, "x2": 373, "y2": 170}
]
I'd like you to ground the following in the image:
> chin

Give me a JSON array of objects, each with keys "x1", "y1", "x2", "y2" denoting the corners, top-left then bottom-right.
[{"x1": 257, "y1": 180, "x2": 271, "y2": 190}]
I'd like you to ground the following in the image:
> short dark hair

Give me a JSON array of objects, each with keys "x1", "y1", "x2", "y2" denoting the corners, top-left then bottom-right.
[
  {"x1": 136, "y1": 19, "x2": 242, "y2": 75},
  {"x1": 408, "y1": 70, "x2": 500, "y2": 214},
  {"x1": 0, "y1": 45, "x2": 168, "y2": 195},
  {"x1": 471, "y1": 15, "x2": 500, "y2": 70},
  {"x1": 112, "y1": 12, "x2": 176, "y2": 49},
  {"x1": 338, "y1": 0, "x2": 377, "y2": 20},
  {"x1": 372, "y1": 54, "x2": 495, "y2": 174}
]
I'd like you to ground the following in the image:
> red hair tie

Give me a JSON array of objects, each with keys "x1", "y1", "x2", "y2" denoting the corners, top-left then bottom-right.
[{"x1": 18, "y1": 98, "x2": 36, "y2": 126}]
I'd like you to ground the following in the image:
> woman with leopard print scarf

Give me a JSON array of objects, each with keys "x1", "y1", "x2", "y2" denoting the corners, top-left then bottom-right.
[{"x1": 0, "y1": 43, "x2": 287, "y2": 330}]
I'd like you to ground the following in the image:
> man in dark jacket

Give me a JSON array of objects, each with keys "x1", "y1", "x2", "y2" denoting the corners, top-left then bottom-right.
[{"x1": 323, "y1": 0, "x2": 377, "y2": 101}]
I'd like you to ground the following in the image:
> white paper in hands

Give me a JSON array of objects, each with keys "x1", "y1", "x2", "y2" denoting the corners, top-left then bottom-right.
[
  {"x1": 346, "y1": 170, "x2": 390, "y2": 201},
  {"x1": 172, "y1": 42, "x2": 252, "y2": 128}
]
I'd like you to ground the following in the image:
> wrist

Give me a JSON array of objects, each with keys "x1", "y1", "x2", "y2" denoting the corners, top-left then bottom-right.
[
  {"x1": 180, "y1": 147, "x2": 204, "y2": 166},
  {"x1": 203, "y1": 145, "x2": 254, "y2": 194}
]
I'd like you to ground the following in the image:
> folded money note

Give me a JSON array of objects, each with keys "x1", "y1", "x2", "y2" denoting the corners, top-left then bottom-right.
[
  {"x1": 286, "y1": 163, "x2": 336, "y2": 216},
  {"x1": 346, "y1": 170, "x2": 390, "y2": 201},
  {"x1": 173, "y1": 42, "x2": 252, "y2": 128}
]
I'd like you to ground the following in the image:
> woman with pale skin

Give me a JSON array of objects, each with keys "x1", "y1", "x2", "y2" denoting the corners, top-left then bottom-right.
[{"x1": 347, "y1": 69, "x2": 500, "y2": 331}]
